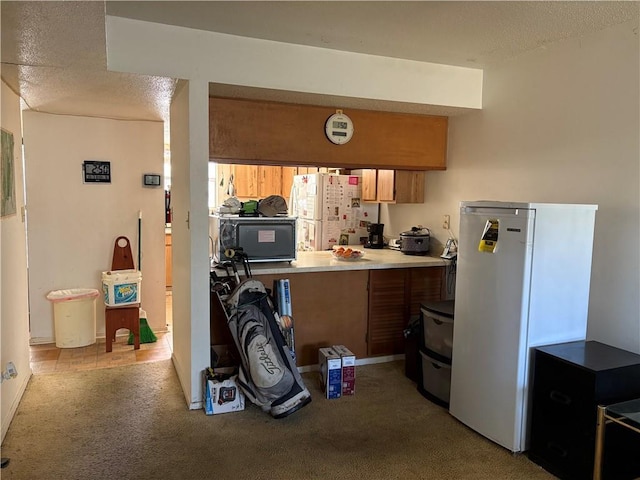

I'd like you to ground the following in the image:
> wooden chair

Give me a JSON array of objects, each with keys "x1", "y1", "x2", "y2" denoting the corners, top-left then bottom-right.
[{"x1": 105, "y1": 236, "x2": 140, "y2": 353}]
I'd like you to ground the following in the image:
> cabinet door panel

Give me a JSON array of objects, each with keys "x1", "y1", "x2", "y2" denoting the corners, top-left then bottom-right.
[
  {"x1": 281, "y1": 167, "x2": 297, "y2": 200},
  {"x1": 409, "y1": 267, "x2": 444, "y2": 317},
  {"x1": 254, "y1": 271, "x2": 369, "y2": 367},
  {"x1": 233, "y1": 164, "x2": 258, "y2": 197},
  {"x1": 258, "y1": 166, "x2": 283, "y2": 198},
  {"x1": 394, "y1": 170, "x2": 425, "y2": 204},
  {"x1": 215, "y1": 163, "x2": 236, "y2": 206},
  {"x1": 361, "y1": 169, "x2": 378, "y2": 202},
  {"x1": 368, "y1": 269, "x2": 408, "y2": 356},
  {"x1": 376, "y1": 170, "x2": 395, "y2": 202}
]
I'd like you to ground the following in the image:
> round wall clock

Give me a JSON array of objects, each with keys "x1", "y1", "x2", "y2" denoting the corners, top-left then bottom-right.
[{"x1": 325, "y1": 111, "x2": 354, "y2": 145}]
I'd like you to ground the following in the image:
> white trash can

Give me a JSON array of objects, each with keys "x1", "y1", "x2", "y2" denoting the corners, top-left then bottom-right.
[{"x1": 46, "y1": 288, "x2": 100, "y2": 348}]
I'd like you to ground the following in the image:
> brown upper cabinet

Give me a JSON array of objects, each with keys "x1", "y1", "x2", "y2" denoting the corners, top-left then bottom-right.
[
  {"x1": 209, "y1": 97, "x2": 448, "y2": 171},
  {"x1": 356, "y1": 169, "x2": 425, "y2": 204},
  {"x1": 215, "y1": 164, "x2": 328, "y2": 204},
  {"x1": 217, "y1": 164, "x2": 284, "y2": 200}
]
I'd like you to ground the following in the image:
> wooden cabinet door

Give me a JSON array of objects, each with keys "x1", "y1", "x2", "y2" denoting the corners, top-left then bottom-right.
[
  {"x1": 376, "y1": 169, "x2": 396, "y2": 202},
  {"x1": 409, "y1": 267, "x2": 444, "y2": 317},
  {"x1": 233, "y1": 164, "x2": 258, "y2": 198},
  {"x1": 258, "y1": 166, "x2": 283, "y2": 198},
  {"x1": 367, "y1": 268, "x2": 409, "y2": 356},
  {"x1": 376, "y1": 170, "x2": 425, "y2": 204},
  {"x1": 281, "y1": 166, "x2": 297, "y2": 201},
  {"x1": 254, "y1": 271, "x2": 369, "y2": 366},
  {"x1": 367, "y1": 267, "x2": 444, "y2": 357},
  {"x1": 215, "y1": 163, "x2": 236, "y2": 206},
  {"x1": 360, "y1": 169, "x2": 378, "y2": 202},
  {"x1": 394, "y1": 170, "x2": 425, "y2": 204}
]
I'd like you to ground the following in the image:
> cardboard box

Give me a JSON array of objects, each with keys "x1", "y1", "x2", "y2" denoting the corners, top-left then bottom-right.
[
  {"x1": 318, "y1": 347, "x2": 342, "y2": 399},
  {"x1": 204, "y1": 373, "x2": 245, "y2": 415},
  {"x1": 333, "y1": 344, "x2": 356, "y2": 395}
]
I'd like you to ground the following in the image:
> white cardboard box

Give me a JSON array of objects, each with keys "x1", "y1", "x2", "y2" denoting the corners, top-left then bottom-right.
[
  {"x1": 101, "y1": 269, "x2": 142, "y2": 306},
  {"x1": 333, "y1": 344, "x2": 356, "y2": 395},
  {"x1": 318, "y1": 347, "x2": 342, "y2": 399},
  {"x1": 204, "y1": 374, "x2": 245, "y2": 415}
]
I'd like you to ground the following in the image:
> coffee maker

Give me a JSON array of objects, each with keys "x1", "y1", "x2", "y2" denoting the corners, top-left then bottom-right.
[{"x1": 365, "y1": 223, "x2": 385, "y2": 249}]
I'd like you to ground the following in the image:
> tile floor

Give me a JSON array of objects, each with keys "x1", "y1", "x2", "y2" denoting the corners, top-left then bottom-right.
[{"x1": 30, "y1": 291, "x2": 173, "y2": 374}]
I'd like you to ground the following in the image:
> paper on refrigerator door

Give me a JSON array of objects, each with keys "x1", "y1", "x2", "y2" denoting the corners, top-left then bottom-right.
[{"x1": 478, "y1": 219, "x2": 499, "y2": 253}]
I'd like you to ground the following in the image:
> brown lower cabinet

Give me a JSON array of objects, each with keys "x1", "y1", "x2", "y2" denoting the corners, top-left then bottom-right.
[
  {"x1": 248, "y1": 270, "x2": 369, "y2": 367},
  {"x1": 209, "y1": 266, "x2": 444, "y2": 367},
  {"x1": 367, "y1": 267, "x2": 444, "y2": 356}
]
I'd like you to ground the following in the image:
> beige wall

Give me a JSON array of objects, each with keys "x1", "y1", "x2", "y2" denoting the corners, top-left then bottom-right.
[
  {"x1": 1, "y1": 80, "x2": 31, "y2": 441},
  {"x1": 383, "y1": 19, "x2": 640, "y2": 353},
  {"x1": 22, "y1": 112, "x2": 166, "y2": 343}
]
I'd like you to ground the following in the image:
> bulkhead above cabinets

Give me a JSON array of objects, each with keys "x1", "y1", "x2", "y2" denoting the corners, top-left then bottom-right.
[{"x1": 209, "y1": 97, "x2": 448, "y2": 171}]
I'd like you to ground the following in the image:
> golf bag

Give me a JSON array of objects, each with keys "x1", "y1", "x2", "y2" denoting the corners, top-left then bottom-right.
[{"x1": 224, "y1": 278, "x2": 312, "y2": 418}]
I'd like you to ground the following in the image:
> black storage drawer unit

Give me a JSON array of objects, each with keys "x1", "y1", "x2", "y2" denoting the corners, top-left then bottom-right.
[
  {"x1": 528, "y1": 340, "x2": 640, "y2": 480},
  {"x1": 418, "y1": 349, "x2": 451, "y2": 407},
  {"x1": 420, "y1": 300, "x2": 454, "y2": 363},
  {"x1": 417, "y1": 300, "x2": 454, "y2": 408}
]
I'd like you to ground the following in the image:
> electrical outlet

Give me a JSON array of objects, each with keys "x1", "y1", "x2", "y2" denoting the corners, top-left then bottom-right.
[
  {"x1": 443, "y1": 215, "x2": 450, "y2": 230},
  {"x1": 1, "y1": 362, "x2": 17, "y2": 383},
  {"x1": 6, "y1": 362, "x2": 17, "y2": 378}
]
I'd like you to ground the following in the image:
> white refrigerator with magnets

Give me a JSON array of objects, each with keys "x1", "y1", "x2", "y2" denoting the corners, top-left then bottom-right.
[
  {"x1": 449, "y1": 201, "x2": 598, "y2": 453},
  {"x1": 289, "y1": 173, "x2": 376, "y2": 251}
]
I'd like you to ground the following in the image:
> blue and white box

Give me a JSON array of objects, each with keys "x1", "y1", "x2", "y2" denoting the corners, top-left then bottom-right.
[
  {"x1": 101, "y1": 269, "x2": 142, "y2": 306},
  {"x1": 319, "y1": 347, "x2": 342, "y2": 399},
  {"x1": 204, "y1": 374, "x2": 245, "y2": 415}
]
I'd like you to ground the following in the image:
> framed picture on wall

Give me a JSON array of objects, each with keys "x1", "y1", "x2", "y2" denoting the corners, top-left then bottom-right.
[
  {"x1": 83, "y1": 160, "x2": 111, "y2": 183},
  {"x1": 1, "y1": 128, "x2": 17, "y2": 218}
]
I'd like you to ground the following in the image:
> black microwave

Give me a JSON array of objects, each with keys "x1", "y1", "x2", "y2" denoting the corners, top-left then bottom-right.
[{"x1": 210, "y1": 214, "x2": 297, "y2": 264}]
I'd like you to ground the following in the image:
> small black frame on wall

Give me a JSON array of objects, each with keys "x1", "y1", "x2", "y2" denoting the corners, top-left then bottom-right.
[
  {"x1": 143, "y1": 174, "x2": 161, "y2": 187},
  {"x1": 83, "y1": 160, "x2": 111, "y2": 183}
]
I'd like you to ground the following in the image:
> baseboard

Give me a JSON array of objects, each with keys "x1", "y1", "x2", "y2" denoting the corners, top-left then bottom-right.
[
  {"x1": 297, "y1": 354, "x2": 404, "y2": 373},
  {"x1": 1, "y1": 369, "x2": 32, "y2": 443},
  {"x1": 29, "y1": 327, "x2": 170, "y2": 346}
]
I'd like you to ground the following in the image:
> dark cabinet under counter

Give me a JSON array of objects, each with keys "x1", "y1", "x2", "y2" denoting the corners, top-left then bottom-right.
[{"x1": 528, "y1": 340, "x2": 640, "y2": 480}]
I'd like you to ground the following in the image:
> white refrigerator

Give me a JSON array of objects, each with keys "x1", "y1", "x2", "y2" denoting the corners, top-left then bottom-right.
[
  {"x1": 449, "y1": 201, "x2": 598, "y2": 453},
  {"x1": 289, "y1": 173, "x2": 377, "y2": 251}
]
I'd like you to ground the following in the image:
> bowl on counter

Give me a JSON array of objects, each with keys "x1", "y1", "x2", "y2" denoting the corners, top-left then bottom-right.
[{"x1": 331, "y1": 247, "x2": 365, "y2": 261}]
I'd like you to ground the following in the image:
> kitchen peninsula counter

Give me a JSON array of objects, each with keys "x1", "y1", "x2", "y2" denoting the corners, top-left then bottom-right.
[
  {"x1": 210, "y1": 248, "x2": 451, "y2": 367},
  {"x1": 212, "y1": 247, "x2": 448, "y2": 276}
]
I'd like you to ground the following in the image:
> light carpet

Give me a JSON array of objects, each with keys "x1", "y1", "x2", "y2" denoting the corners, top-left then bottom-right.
[{"x1": 1, "y1": 359, "x2": 555, "y2": 479}]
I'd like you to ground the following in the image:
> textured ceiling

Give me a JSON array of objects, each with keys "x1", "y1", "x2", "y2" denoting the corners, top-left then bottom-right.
[
  {"x1": 108, "y1": 1, "x2": 639, "y2": 68},
  {"x1": 1, "y1": 1, "x2": 638, "y2": 122}
]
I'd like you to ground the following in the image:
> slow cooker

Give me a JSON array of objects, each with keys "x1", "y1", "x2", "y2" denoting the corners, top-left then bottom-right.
[{"x1": 399, "y1": 227, "x2": 431, "y2": 255}]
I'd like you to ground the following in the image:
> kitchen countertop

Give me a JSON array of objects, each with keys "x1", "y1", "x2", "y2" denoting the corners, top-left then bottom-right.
[{"x1": 212, "y1": 247, "x2": 448, "y2": 276}]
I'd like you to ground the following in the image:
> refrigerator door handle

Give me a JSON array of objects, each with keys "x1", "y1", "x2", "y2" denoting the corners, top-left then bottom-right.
[{"x1": 462, "y1": 206, "x2": 524, "y2": 215}]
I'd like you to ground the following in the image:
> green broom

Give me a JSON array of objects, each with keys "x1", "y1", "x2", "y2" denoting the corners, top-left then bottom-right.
[
  {"x1": 129, "y1": 308, "x2": 157, "y2": 344},
  {"x1": 127, "y1": 212, "x2": 157, "y2": 345}
]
